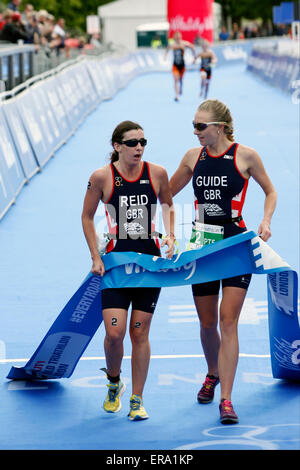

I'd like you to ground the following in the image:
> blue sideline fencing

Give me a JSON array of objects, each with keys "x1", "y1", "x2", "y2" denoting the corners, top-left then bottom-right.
[
  {"x1": 0, "y1": 49, "x2": 170, "y2": 221},
  {"x1": 247, "y1": 47, "x2": 300, "y2": 94}
]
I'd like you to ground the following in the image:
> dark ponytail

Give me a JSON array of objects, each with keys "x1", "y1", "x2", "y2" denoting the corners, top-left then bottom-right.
[{"x1": 110, "y1": 120, "x2": 143, "y2": 163}]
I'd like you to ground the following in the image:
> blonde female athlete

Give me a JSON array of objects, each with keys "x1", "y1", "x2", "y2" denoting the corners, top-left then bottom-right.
[{"x1": 170, "y1": 100, "x2": 277, "y2": 424}]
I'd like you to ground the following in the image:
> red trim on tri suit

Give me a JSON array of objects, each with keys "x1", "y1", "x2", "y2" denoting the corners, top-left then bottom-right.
[
  {"x1": 105, "y1": 164, "x2": 115, "y2": 204},
  {"x1": 231, "y1": 180, "x2": 248, "y2": 228},
  {"x1": 192, "y1": 147, "x2": 205, "y2": 173},
  {"x1": 206, "y1": 142, "x2": 235, "y2": 159},
  {"x1": 147, "y1": 162, "x2": 157, "y2": 197},
  {"x1": 233, "y1": 144, "x2": 247, "y2": 181},
  {"x1": 147, "y1": 162, "x2": 160, "y2": 250},
  {"x1": 113, "y1": 161, "x2": 145, "y2": 183},
  {"x1": 104, "y1": 165, "x2": 117, "y2": 253},
  {"x1": 231, "y1": 143, "x2": 248, "y2": 228}
]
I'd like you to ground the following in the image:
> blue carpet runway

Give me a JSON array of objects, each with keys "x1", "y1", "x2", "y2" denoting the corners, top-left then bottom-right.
[{"x1": 0, "y1": 63, "x2": 299, "y2": 450}]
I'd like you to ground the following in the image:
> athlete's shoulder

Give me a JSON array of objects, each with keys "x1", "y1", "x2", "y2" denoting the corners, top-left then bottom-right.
[
  {"x1": 180, "y1": 147, "x2": 202, "y2": 171},
  {"x1": 147, "y1": 161, "x2": 168, "y2": 178},
  {"x1": 90, "y1": 163, "x2": 111, "y2": 183},
  {"x1": 237, "y1": 143, "x2": 260, "y2": 160}
]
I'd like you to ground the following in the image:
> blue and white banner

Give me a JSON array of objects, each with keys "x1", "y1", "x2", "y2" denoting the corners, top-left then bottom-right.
[
  {"x1": 0, "y1": 106, "x2": 26, "y2": 196},
  {"x1": 2, "y1": 99, "x2": 39, "y2": 180},
  {"x1": 247, "y1": 47, "x2": 300, "y2": 94},
  {"x1": 7, "y1": 231, "x2": 299, "y2": 381},
  {"x1": 15, "y1": 90, "x2": 54, "y2": 167}
]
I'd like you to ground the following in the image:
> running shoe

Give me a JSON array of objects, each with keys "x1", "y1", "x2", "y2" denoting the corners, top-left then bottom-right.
[
  {"x1": 219, "y1": 399, "x2": 239, "y2": 424},
  {"x1": 103, "y1": 380, "x2": 126, "y2": 413},
  {"x1": 197, "y1": 374, "x2": 219, "y2": 403},
  {"x1": 128, "y1": 394, "x2": 149, "y2": 421}
]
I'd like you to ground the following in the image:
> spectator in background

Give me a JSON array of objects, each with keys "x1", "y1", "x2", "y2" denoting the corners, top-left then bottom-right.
[
  {"x1": 219, "y1": 26, "x2": 229, "y2": 41},
  {"x1": 151, "y1": 35, "x2": 162, "y2": 48},
  {"x1": 6, "y1": 0, "x2": 21, "y2": 12},
  {"x1": 0, "y1": 11, "x2": 29, "y2": 43},
  {"x1": 231, "y1": 23, "x2": 239, "y2": 39},
  {"x1": 51, "y1": 18, "x2": 69, "y2": 58},
  {"x1": 0, "y1": 8, "x2": 13, "y2": 31},
  {"x1": 89, "y1": 33, "x2": 102, "y2": 48},
  {"x1": 21, "y1": 4, "x2": 34, "y2": 24},
  {"x1": 24, "y1": 12, "x2": 41, "y2": 46}
]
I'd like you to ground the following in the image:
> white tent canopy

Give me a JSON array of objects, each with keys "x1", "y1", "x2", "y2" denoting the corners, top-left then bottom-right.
[
  {"x1": 98, "y1": 0, "x2": 167, "y2": 50},
  {"x1": 98, "y1": 0, "x2": 221, "y2": 50}
]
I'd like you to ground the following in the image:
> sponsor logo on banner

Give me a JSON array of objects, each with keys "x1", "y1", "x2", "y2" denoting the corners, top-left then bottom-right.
[
  {"x1": 124, "y1": 259, "x2": 196, "y2": 281},
  {"x1": 31, "y1": 332, "x2": 90, "y2": 378},
  {"x1": 223, "y1": 46, "x2": 248, "y2": 61},
  {"x1": 167, "y1": 0, "x2": 214, "y2": 43},
  {"x1": 273, "y1": 337, "x2": 300, "y2": 371},
  {"x1": 268, "y1": 272, "x2": 294, "y2": 315}
]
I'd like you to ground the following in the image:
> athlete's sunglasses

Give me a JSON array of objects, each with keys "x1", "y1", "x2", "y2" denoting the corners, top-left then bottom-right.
[
  {"x1": 192, "y1": 121, "x2": 225, "y2": 131},
  {"x1": 121, "y1": 138, "x2": 147, "y2": 147}
]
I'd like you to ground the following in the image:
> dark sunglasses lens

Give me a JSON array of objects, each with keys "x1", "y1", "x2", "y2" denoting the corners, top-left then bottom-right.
[
  {"x1": 123, "y1": 139, "x2": 147, "y2": 147},
  {"x1": 193, "y1": 122, "x2": 207, "y2": 131}
]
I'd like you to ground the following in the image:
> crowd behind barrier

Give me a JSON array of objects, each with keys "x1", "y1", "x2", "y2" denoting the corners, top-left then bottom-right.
[{"x1": 0, "y1": 37, "x2": 297, "y2": 221}]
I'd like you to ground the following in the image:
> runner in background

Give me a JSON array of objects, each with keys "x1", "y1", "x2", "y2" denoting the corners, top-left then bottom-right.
[
  {"x1": 170, "y1": 99, "x2": 277, "y2": 424},
  {"x1": 81, "y1": 120, "x2": 175, "y2": 421},
  {"x1": 194, "y1": 40, "x2": 217, "y2": 99},
  {"x1": 164, "y1": 31, "x2": 196, "y2": 102}
]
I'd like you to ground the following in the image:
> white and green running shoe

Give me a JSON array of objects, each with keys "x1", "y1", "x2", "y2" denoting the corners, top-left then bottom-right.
[
  {"x1": 103, "y1": 381, "x2": 126, "y2": 413},
  {"x1": 128, "y1": 394, "x2": 149, "y2": 421}
]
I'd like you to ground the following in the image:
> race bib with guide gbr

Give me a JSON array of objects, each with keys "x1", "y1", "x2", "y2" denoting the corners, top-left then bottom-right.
[{"x1": 187, "y1": 222, "x2": 224, "y2": 250}]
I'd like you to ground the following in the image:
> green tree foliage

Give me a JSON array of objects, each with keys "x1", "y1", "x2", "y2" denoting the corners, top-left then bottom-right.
[
  {"x1": 215, "y1": 0, "x2": 293, "y2": 23},
  {"x1": 19, "y1": 0, "x2": 116, "y2": 32}
]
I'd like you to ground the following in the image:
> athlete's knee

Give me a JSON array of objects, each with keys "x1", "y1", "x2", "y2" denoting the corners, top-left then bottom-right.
[
  {"x1": 129, "y1": 322, "x2": 149, "y2": 344},
  {"x1": 200, "y1": 318, "x2": 218, "y2": 330},
  {"x1": 219, "y1": 314, "x2": 239, "y2": 334},
  {"x1": 105, "y1": 327, "x2": 125, "y2": 345}
]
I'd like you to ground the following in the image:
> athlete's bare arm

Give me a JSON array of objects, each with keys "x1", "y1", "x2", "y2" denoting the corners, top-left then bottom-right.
[
  {"x1": 237, "y1": 145, "x2": 277, "y2": 241},
  {"x1": 82, "y1": 167, "x2": 108, "y2": 275},
  {"x1": 149, "y1": 163, "x2": 175, "y2": 258},
  {"x1": 170, "y1": 148, "x2": 200, "y2": 196},
  {"x1": 182, "y1": 40, "x2": 196, "y2": 55}
]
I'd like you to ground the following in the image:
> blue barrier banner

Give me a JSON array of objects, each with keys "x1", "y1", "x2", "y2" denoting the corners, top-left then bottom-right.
[
  {"x1": 84, "y1": 60, "x2": 110, "y2": 102},
  {"x1": 72, "y1": 62, "x2": 99, "y2": 115},
  {"x1": 15, "y1": 90, "x2": 54, "y2": 167},
  {"x1": 100, "y1": 58, "x2": 120, "y2": 98},
  {"x1": 29, "y1": 82, "x2": 63, "y2": 152},
  {"x1": 2, "y1": 100, "x2": 39, "y2": 180},
  {"x1": 57, "y1": 67, "x2": 86, "y2": 126},
  {"x1": 0, "y1": 106, "x2": 26, "y2": 195},
  {"x1": 247, "y1": 48, "x2": 300, "y2": 94},
  {"x1": 43, "y1": 76, "x2": 73, "y2": 144},
  {"x1": 7, "y1": 231, "x2": 299, "y2": 381},
  {"x1": 0, "y1": 155, "x2": 15, "y2": 219}
]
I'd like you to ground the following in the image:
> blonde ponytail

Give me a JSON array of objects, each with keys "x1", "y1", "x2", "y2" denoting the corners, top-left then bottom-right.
[{"x1": 198, "y1": 99, "x2": 234, "y2": 142}]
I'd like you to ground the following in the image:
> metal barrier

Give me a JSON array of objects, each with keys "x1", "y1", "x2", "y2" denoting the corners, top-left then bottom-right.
[
  {"x1": 0, "y1": 41, "x2": 117, "y2": 92},
  {"x1": 0, "y1": 42, "x2": 35, "y2": 90}
]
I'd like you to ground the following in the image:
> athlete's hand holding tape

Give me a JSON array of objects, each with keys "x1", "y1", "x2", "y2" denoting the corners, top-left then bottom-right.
[
  {"x1": 160, "y1": 232, "x2": 178, "y2": 259},
  {"x1": 257, "y1": 219, "x2": 272, "y2": 242}
]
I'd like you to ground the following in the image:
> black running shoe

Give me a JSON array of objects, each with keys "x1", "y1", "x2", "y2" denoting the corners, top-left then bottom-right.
[{"x1": 197, "y1": 374, "x2": 219, "y2": 403}]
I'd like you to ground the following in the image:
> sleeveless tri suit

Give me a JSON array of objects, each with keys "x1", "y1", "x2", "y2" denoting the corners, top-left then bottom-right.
[
  {"x1": 172, "y1": 47, "x2": 185, "y2": 77},
  {"x1": 200, "y1": 55, "x2": 212, "y2": 79},
  {"x1": 101, "y1": 161, "x2": 161, "y2": 313},
  {"x1": 191, "y1": 143, "x2": 252, "y2": 296}
]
